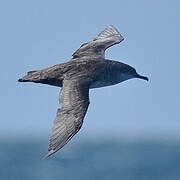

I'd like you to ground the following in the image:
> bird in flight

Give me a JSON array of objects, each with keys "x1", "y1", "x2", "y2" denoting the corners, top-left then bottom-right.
[{"x1": 18, "y1": 25, "x2": 148, "y2": 158}]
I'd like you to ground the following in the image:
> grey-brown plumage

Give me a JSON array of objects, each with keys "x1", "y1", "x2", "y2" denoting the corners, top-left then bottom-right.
[{"x1": 18, "y1": 25, "x2": 148, "y2": 158}]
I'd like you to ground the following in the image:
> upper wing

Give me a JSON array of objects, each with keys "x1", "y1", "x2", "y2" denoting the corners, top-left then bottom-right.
[
  {"x1": 72, "y1": 25, "x2": 124, "y2": 59},
  {"x1": 44, "y1": 79, "x2": 90, "y2": 158}
]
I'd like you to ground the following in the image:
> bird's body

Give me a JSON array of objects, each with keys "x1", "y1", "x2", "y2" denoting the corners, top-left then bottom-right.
[
  {"x1": 18, "y1": 25, "x2": 148, "y2": 158},
  {"x1": 20, "y1": 59, "x2": 139, "y2": 88}
]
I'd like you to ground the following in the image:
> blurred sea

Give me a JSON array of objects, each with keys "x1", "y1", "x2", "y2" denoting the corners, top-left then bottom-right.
[{"x1": 0, "y1": 137, "x2": 180, "y2": 180}]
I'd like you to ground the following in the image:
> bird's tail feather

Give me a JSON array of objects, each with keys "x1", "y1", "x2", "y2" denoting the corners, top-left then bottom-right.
[{"x1": 18, "y1": 70, "x2": 41, "y2": 83}]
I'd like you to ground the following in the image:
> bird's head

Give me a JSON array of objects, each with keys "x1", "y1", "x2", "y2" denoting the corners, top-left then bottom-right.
[
  {"x1": 117, "y1": 63, "x2": 148, "y2": 82},
  {"x1": 128, "y1": 68, "x2": 148, "y2": 81}
]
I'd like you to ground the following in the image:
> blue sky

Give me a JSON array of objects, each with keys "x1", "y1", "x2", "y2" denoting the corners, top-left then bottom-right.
[{"x1": 1, "y1": 0, "x2": 180, "y2": 141}]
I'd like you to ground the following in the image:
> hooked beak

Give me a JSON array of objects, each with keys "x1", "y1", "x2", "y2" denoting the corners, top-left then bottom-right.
[{"x1": 136, "y1": 74, "x2": 149, "y2": 81}]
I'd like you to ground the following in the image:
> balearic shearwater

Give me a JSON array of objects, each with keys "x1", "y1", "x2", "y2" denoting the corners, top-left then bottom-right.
[{"x1": 18, "y1": 25, "x2": 148, "y2": 158}]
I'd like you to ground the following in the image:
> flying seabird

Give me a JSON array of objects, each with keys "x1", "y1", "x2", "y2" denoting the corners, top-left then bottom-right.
[{"x1": 18, "y1": 25, "x2": 148, "y2": 158}]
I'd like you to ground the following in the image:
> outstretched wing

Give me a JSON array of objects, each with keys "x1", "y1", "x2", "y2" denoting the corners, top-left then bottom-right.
[
  {"x1": 44, "y1": 79, "x2": 90, "y2": 158},
  {"x1": 72, "y1": 25, "x2": 124, "y2": 59}
]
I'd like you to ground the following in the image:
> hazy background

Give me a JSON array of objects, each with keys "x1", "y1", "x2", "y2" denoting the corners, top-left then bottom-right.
[{"x1": 0, "y1": 0, "x2": 180, "y2": 179}]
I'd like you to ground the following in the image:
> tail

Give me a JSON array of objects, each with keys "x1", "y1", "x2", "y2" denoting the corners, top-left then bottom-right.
[
  {"x1": 18, "y1": 68, "x2": 63, "y2": 87},
  {"x1": 18, "y1": 70, "x2": 41, "y2": 83}
]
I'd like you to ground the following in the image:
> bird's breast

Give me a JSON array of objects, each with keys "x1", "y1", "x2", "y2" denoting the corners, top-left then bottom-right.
[
  {"x1": 89, "y1": 69, "x2": 119, "y2": 89},
  {"x1": 89, "y1": 80, "x2": 118, "y2": 89}
]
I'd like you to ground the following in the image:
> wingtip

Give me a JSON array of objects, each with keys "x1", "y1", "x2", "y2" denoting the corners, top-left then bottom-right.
[
  {"x1": 42, "y1": 150, "x2": 55, "y2": 160},
  {"x1": 108, "y1": 24, "x2": 124, "y2": 38},
  {"x1": 108, "y1": 24, "x2": 116, "y2": 29},
  {"x1": 94, "y1": 24, "x2": 124, "y2": 42}
]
